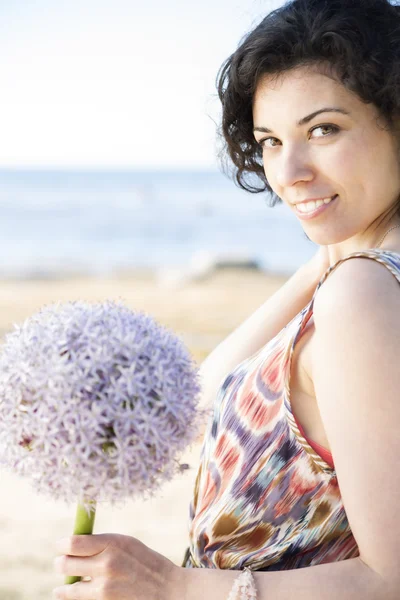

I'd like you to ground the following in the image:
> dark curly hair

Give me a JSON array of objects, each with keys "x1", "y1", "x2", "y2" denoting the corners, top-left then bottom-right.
[{"x1": 216, "y1": 0, "x2": 400, "y2": 206}]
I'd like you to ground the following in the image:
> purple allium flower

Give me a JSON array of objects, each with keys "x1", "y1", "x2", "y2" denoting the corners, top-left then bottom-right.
[{"x1": 0, "y1": 300, "x2": 205, "y2": 514}]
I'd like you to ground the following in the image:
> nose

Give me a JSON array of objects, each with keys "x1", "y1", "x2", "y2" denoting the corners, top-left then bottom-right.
[{"x1": 274, "y1": 146, "x2": 315, "y2": 188}]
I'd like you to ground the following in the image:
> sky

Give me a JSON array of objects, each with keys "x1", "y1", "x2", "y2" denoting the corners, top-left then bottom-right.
[{"x1": 0, "y1": 0, "x2": 283, "y2": 169}]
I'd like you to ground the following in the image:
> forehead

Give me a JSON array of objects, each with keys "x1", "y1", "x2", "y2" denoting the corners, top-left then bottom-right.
[{"x1": 253, "y1": 65, "x2": 368, "y2": 124}]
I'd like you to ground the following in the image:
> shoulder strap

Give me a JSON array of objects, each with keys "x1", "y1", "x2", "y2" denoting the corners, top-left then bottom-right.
[{"x1": 306, "y1": 249, "x2": 400, "y2": 318}]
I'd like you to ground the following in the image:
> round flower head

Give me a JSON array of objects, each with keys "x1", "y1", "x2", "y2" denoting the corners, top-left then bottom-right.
[{"x1": 0, "y1": 300, "x2": 204, "y2": 512}]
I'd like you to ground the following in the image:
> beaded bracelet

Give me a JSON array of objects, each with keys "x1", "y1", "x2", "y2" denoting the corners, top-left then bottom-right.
[{"x1": 226, "y1": 566, "x2": 257, "y2": 600}]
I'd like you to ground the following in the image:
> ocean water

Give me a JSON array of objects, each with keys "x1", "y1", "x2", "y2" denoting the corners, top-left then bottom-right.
[{"x1": 0, "y1": 169, "x2": 317, "y2": 278}]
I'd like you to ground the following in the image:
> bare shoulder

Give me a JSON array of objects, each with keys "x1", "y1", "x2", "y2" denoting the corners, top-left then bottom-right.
[
  {"x1": 313, "y1": 254, "x2": 400, "y2": 321},
  {"x1": 309, "y1": 255, "x2": 400, "y2": 581}
]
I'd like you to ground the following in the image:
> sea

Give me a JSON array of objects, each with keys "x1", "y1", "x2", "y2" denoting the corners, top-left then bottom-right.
[{"x1": 0, "y1": 168, "x2": 317, "y2": 279}]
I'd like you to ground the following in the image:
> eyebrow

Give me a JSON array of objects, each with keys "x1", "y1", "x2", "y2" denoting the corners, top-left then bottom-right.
[{"x1": 253, "y1": 107, "x2": 351, "y2": 134}]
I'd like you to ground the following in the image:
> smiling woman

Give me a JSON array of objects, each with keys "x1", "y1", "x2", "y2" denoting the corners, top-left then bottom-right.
[
  {"x1": 182, "y1": 0, "x2": 400, "y2": 596},
  {"x1": 52, "y1": 1, "x2": 400, "y2": 599},
  {"x1": 251, "y1": 66, "x2": 400, "y2": 257}
]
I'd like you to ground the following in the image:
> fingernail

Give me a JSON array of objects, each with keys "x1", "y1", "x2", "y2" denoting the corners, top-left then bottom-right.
[{"x1": 52, "y1": 588, "x2": 62, "y2": 599}]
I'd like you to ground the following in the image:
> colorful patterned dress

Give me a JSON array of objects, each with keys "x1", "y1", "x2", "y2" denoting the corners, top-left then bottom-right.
[{"x1": 183, "y1": 249, "x2": 400, "y2": 571}]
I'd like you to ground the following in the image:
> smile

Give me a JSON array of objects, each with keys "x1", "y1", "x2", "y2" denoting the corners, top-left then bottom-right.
[{"x1": 294, "y1": 195, "x2": 338, "y2": 219}]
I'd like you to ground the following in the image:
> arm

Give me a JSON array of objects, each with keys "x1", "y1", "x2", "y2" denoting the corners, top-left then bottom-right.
[
  {"x1": 196, "y1": 248, "x2": 329, "y2": 436},
  {"x1": 309, "y1": 258, "x2": 400, "y2": 593},
  {"x1": 52, "y1": 535, "x2": 387, "y2": 600},
  {"x1": 180, "y1": 555, "x2": 388, "y2": 600}
]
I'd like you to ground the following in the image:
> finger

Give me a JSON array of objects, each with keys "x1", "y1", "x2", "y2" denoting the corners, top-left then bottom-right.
[
  {"x1": 55, "y1": 534, "x2": 118, "y2": 557},
  {"x1": 54, "y1": 555, "x2": 100, "y2": 578},
  {"x1": 53, "y1": 580, "x2": 95, "y2": 599}
]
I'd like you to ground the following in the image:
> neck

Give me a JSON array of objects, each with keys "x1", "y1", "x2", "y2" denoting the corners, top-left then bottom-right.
[{"x1": 326, "y1": 220, "x2": 400, "y2": 267}]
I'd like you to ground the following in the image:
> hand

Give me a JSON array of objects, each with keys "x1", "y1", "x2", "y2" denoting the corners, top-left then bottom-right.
[{"x1": 53, "y1": 533, "x2": 184, "y2": 600}]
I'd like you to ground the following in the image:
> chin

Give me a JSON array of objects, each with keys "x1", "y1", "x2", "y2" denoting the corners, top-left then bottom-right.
[
  {"x1": 301, "y1": 230, "x2": 328, "y2": 245},
  {"x1": 301, "y1": 226, "x2": 345, "y2": 247}
]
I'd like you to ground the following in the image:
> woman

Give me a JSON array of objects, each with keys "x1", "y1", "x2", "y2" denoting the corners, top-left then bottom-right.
[{"x1": 52, "y1": 0, "x2": 400, "y2": 598}]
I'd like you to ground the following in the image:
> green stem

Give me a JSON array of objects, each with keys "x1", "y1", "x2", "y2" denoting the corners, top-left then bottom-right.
[{"x1": 65, "y1": 499, "x2": 96, "y2": 585}]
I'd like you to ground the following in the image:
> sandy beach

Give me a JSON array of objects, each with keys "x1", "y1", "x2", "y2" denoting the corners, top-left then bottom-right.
[{"x1": 0, "y1": 267, "x2": 286, "y2": 599}]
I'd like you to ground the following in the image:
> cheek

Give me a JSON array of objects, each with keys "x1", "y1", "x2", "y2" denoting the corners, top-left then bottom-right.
[
  {"x1": 344, "y1": 127, "x2": 395, "y2": 182},
  {"x1": 324, "y1": 135, "x2": 357, "y2": 172},
  {"x1": 356, "y1": 134, "x2": 400, "y2": 195},
  {"x1": 318, "y1": 136, "x2": 368, "y2": 193}
]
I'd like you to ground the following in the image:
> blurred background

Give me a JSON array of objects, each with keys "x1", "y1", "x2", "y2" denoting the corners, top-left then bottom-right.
[
  {"x1": 0, "y1": 0, "x2": 316, "y2": 280},
  {"x1": 0, "y1": 1, "x2": 316, "y2": 598}
]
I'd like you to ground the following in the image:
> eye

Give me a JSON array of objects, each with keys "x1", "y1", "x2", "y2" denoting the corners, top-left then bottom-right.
[
  {"x1": 256, "y1": 124, "x2": 340, "y2": 150},
  {"x1": 309, "y1": 124, "x2": 340, "y2": 138},
  {"x1": 256, "y1": 136, "x2": 280, "y2": 149}
]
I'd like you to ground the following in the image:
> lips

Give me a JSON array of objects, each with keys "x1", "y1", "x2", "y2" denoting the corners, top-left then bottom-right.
[{"x1": 294, "y1": 194, "x2": 338, "y2": 219}]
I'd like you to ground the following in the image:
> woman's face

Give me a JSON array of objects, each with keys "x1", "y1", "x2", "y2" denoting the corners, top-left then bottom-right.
[{"x1": 252, "y1": 66, "x2": 400, "y2": 249}]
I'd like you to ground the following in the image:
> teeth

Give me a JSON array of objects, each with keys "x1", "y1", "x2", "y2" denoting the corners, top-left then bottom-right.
[
  {"x1": 298, "y1": 201, "x2": 316, "y2": 213},
  {"x1": 297, "y1": 196, "x2": 335, "y2": 213}
]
